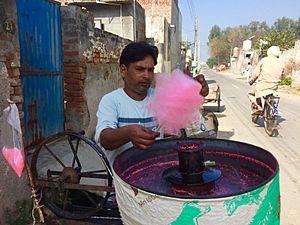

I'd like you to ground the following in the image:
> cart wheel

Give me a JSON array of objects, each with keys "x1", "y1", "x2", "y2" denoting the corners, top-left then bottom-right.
[
  {"x1": 217, "y1": 88, "x2": 221, "y2": 112},
  {"x1": 31, "y1": 131, "x2": 114, "y2": 220}
]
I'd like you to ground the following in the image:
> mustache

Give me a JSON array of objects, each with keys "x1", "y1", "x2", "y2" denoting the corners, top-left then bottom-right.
[{"x1": 139, "y1": 79, "x2": 151, "y2": 84}]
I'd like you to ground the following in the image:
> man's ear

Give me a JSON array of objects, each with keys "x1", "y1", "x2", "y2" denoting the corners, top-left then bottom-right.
[{"x1": 120, "y1": 64, "x2": 127, "y2": 80}]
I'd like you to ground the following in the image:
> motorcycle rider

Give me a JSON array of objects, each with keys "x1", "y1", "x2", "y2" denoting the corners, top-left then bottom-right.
[{"x1": 248, "y1": 46, "x2": 284, "y2": 113}]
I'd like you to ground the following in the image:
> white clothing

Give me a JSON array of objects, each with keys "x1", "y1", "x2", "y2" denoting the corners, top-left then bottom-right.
[
  {"x1": 95, "y1": 88, "x2": 158, "y2": 165},
  {"x1": 246, "y1": 64, "x2": 253, "y2": 82}
]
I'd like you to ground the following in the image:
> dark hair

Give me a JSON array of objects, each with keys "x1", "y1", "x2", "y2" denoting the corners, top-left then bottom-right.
[{"x1": 120, "y1": 41, "x2": 158, "y2": 67}]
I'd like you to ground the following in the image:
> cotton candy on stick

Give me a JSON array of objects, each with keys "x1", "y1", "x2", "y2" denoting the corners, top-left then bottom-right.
[{"x1": 147, "y1": 69, "x2": 205, "y2": 134}]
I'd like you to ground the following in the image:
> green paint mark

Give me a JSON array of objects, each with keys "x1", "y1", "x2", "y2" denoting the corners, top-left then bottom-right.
[
  {"x1": 225, "y1": 185, "x2": 265, "y2": 216},
  {"x1": 170, "y1": 201, "x2": 211, "y2": 225},
  {"x1": 249, "y1": 173, "x2": 280, "y2": 225}
]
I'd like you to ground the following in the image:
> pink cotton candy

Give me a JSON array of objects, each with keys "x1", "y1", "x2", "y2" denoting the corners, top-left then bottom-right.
[
  {"x1": 2, "y1": 146, "x2": 24, "y2": 177},
  {"x1": 148, "y1": 69, "x2": 204, "y2": 133}
]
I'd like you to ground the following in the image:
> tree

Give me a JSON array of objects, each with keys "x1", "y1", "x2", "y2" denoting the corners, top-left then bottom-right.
[
  {"x1": 253, "y1": 29, "x2": 296, "y2": 56},
  {"x1": 208, "y1": 25, "x2": 221, "y2": 43},
  {"x1": 209, "y1": 35, "x2": 230, "y2": 64},
  {"x1": 207, "y1": 17, "x2": 299, "y2": 60},
  {"x1": 272, "y1": 17, "x2": 295, "y2": 32}
]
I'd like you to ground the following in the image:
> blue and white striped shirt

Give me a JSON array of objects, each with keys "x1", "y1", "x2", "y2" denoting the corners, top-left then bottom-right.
[{"x1": 95, "y1": 88, "x2": 158, "y2": 165}]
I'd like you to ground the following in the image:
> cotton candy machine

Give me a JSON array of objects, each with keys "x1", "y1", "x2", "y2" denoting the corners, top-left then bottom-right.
[{"x1": 113, "y1": 138, "x2": 280, "y2": 225}]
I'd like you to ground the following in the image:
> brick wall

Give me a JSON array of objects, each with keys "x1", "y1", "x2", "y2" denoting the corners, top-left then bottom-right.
[
  {"x1": 61, "y1": 5, "x2": 130, "y2": 137},
  {"x1": 138, "y1": 0, "x2": 172, "y2": 23},
  {"x1": 0, "y1": 0, "x2": 29, "y2": 223}
]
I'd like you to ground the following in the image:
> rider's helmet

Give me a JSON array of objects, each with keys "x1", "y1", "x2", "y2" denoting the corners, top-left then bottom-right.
[{"x1": 267, "y1": 46, "x2": 281, "y2": 58}]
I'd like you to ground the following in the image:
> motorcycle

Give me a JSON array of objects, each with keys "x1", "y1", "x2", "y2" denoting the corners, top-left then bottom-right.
[{"x1": 251, "y1": 93, "x2": 280, "y2": 136}]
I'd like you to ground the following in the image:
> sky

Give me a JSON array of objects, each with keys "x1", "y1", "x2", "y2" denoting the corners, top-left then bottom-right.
[{"x1": 179, "y1": 0, "x2": 300, "y2": 61}]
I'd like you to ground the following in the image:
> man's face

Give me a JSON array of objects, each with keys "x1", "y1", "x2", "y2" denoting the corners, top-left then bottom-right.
[{"x1": 120, "y1": 55, "x2": 155, "y2": 100}]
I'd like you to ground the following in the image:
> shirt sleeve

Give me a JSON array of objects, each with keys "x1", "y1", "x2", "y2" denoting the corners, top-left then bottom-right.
[
  {"x1": 251, "y1": 58, "x2": 265, "y2": 82},
  {"x1": 95, "y1": 94, "x2": 118, "y2": 144}
]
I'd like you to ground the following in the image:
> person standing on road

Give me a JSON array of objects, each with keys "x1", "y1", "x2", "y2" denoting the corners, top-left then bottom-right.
[
  {"x1": 247, "y1": 46, "x2": 284, "y2": 111},
  {"x1": 245, "y1": 62, "x2": 253, "y2": 83},
  {"x1": 95, "y1": 41, "x2": 209, "y2": 165}
]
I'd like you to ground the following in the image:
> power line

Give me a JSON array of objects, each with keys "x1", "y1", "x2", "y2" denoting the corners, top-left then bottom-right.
[{"x1": 186, "y1": 0, "x2": 195, "y2": 24}]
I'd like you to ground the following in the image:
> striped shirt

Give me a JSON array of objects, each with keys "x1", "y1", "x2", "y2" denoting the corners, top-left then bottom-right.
[{"x1": 95, "y1": 88, "x2": 158, "y2": 165}]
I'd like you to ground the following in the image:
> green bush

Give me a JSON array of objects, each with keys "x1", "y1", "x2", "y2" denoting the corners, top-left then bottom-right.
[
  {"x1": 206, "y1": 57, "x2": 217, "y2": 69},
  {"x1": 280, "y1": 77, "x2": 292, "y2": 86}
]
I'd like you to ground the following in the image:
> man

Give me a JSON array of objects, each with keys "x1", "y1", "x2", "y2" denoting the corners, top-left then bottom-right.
[
  {"x1": 245, "y1": 62, "x2": 253, "y2": 83},
  {"x1": 95, "y1": 41, "x2": 209, "y2": 165},
  {"x1": 248, "y1": 46, "x2": 284, "y2": 111}
]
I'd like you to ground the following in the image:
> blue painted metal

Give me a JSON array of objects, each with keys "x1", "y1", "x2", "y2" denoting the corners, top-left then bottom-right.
[{"x1": 16, "y1": 0, "x2": 64, "y2": 148}]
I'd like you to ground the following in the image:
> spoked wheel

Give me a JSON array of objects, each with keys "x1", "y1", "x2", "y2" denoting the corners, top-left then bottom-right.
[
  {"x1": 264, "y1": 104, "x2": 277, "y2": 136},
  {"x1": 31, "y1": 131, "x2": 114, "y2": 220}
]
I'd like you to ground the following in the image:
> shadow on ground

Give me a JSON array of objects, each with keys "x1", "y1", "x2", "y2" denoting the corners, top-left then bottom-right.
[
  {"x1": 204, "y1": 105, "x2": 226, "y2": 113},
  {"x1": 217, "y1": 130, "x2": 235, "y2": 139}
]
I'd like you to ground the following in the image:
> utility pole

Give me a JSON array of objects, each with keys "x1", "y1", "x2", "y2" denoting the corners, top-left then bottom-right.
[{"x1": 193, "y1": 16, "x2": 199, "y2": 74}]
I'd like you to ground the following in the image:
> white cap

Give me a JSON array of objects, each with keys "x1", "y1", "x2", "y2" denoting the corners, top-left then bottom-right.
[{"x1": 267, "y1": 46, "x2": 281, "y2": 58}]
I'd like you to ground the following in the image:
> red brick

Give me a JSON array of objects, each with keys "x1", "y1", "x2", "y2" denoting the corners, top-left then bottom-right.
[
  {"x1": 93, "y1": 58, "x2": 100, "y2": 64},
  {"x1": 11, "y1": 68, "x2": 20, "y2": 78},
  {"x1": 14, "y1": 86, "x2": 23, "y2": 95},
  {"x1": 64, "y1": 66, "x2": 85, "y2": 73},
  {"x1": 65, "y1": 84, "x2": 83, "y2": 91},
  {"x1": 64, "y1": 51, "x2": 80, "y2": 57},
  {"x1": 65, "y1": 90, "x2": 84, "y2": 97},
  {"x1": 10, "y1": 95, "x2": 23, "y2": 103},
  {"x1": 64, "y1": 96, "x2": 84, "y2": 102},
  {"x1": 9, "y1": 78, "x2": 21, "y2": 86},
  {"x1": 10, "y1": 87, "x2": 14, "y2": 95},
  {"x1": 64, "y1": 78, "x2": 83, "y2": 86}
]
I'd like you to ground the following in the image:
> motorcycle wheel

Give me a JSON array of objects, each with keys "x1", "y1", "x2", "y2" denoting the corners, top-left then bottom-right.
[{"x1": 264, "y1": 105, "x2": 277, "y2": 136}]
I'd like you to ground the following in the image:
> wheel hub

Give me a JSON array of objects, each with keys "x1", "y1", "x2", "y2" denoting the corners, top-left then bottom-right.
[{"x1": 61, "y1": 167, "x2": 79, "y2": 183}]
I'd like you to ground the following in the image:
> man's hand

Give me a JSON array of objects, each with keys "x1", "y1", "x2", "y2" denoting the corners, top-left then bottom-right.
[
  {"x1": 128, "y1": 125, "x2": 160, "y2": 150},
  {"x1": 100, "y1": 125, "x2": 160, "y2": 150},
  {"x1": 194, "y1": 74, "x2": 209, "y2": 97}
]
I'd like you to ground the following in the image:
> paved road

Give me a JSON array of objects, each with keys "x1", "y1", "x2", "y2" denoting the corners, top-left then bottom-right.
[{"x1": 202, "y1": 68, "x2": 300, "y2": 225}]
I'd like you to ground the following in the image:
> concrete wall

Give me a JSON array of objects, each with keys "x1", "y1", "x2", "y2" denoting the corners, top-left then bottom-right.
[
  {"x1": 0, "y1": 0, "x2": 30, "y2": 223},
  {"x1": 66, "y1": 1, "x2": 146, "y2": 41},
  {"x1": 145, "y1": 16, "x2": 168, "y2": 72},
  {"x1": 282, "y1": 40, "x2": 300, "y2": 88},
  {"x1": 61, "y1": 6, "x2": 130, "y2": 138},
  {"x1": 138, "y1": 0, "x2": 181, "y2": 72}
]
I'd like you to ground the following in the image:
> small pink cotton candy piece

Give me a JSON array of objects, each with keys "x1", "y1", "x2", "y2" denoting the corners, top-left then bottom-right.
[
  {"x1": 148, "y1": 69, "x2": 204, "y2": 133},
  {"x1": 2, "y1": 146, "x2": 24, "y2": 177}
]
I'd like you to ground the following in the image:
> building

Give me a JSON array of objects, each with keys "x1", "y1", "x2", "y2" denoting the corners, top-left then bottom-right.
[
  {"x1": 137, "y1": 0, "x2": 182, "y2": 72},
  {"x1": 65, "y1": 0, "x2": 146, "y2": 41}
]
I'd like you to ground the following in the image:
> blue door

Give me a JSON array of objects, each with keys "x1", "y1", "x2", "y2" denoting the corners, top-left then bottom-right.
[{"x1": 16, "y1": 0, "x2": 64, "y2": 148}]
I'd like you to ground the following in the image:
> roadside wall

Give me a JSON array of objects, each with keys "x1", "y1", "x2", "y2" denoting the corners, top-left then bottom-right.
[
  {"x1": 61, "y1": 6, "x2": 130, "y2": 139},
  {"x1": 0, "y1": 0, "x2": 30, "y2": 223},
  {"x1": 282, "y1": 40, "x2": 300, "y2": 88}
]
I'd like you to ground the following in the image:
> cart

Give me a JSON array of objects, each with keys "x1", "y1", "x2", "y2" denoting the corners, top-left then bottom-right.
[
  {"x1": 204, "y1": 80, "x2": 221, "y2": 112},
  {"x1": 30, "y1": 115, "x2": 220, "y2": 222}
]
